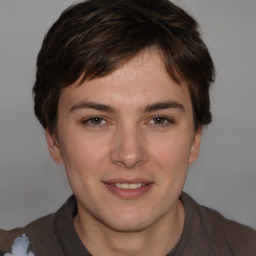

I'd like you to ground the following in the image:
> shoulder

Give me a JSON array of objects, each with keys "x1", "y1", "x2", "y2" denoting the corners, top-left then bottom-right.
[
  {"x1": 0, "y1": 213, "x2": 60, "y2": 255},
  {"x1": 0, "y1": 227, "x2": 25, "y2": 254},
  {"x1": 181, "y1": 192, "x2": 256, "y2": 255},
  {"x1": 0, "y1": 196, "x2": 76, "y2": 255},
  {"x1": 204, "y1": 205, "x2": 256, "y2": 255}
]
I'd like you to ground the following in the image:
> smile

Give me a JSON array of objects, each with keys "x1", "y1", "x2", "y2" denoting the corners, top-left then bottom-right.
[
  {"x1": 111, "y1": 183, "x2": 146, "y2": 189},
  {"x1": 103, "y1": 180, "x2": 154, "y2": 199}
]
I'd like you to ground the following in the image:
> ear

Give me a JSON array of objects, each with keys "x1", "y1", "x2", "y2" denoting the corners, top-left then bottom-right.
[
  {"x1": 189, "y1": 127, "x2": 202, "y2": 164},
  {"x1": 45, "y1": 129, "x2": 63, "y2": 164}
]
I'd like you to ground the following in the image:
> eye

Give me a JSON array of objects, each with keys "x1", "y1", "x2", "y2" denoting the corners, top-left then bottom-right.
[
  {"x1": 148, "y1": 116, "x2": 174, "y2": 127},
  {"x1": 82, "y1": 117, "x2": 107, "y2": 127}
]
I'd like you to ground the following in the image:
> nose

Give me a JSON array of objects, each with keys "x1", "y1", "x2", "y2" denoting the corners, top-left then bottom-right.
[{"x1": 110, "y1": 126, "x2": 148, "y2": 169}]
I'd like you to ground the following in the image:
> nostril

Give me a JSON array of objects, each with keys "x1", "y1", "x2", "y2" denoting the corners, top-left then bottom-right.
[{"x1": 110, "y1": 128, "x2": 149, "y2": 168}]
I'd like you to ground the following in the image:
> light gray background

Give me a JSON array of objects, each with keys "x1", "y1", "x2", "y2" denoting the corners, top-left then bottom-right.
[{"x1": 0, "y1": 0, "x2": 255, "y2": 230}]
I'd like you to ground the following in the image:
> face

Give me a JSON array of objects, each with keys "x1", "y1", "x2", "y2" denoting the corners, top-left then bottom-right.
[{"x1": 46, "y1": 49, "x2": 201, "y2": 233}]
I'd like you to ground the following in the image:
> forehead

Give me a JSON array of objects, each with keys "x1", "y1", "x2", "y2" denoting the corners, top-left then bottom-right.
[{"x1": 59, "y1": 49, "x2": 192, "y2": 111}]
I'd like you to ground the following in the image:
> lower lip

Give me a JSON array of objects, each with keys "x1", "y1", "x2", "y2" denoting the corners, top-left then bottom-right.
[{"x1": 103, "y1": 183, "x2": 154, "y2": 200}]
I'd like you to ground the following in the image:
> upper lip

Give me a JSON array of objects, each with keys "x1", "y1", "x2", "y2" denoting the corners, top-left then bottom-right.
[{"x1": 102, "y1": 178, "x2": 153, "y2": 185}]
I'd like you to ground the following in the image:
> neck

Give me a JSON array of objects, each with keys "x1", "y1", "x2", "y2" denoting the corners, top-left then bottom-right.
[{"x1": 73, "y1": 200, "x2": 185, "y2": 256}]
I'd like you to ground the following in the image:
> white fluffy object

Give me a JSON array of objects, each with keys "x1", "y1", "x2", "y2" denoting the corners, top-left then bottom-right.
[{"x1": 4, "y1": 234, "x2": 35, "y2": 256}]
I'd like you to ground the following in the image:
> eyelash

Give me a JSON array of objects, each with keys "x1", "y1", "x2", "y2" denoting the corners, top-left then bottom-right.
[
  {"x1": 148, "y1": 116, "x2": 174, "y2": 127},
  {"x1": 82, "y1": 116, "x2": 174, "y2": 128},
  {"x1": 82, "y1": 117, "x2": 108, "y2": 127}
]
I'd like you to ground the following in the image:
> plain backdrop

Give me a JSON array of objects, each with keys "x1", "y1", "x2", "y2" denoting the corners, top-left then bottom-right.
[{"x1": 0, "y1": 0, "x2": 255, "y2": 229}]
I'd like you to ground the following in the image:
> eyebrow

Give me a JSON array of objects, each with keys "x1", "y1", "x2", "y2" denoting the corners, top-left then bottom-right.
[
  {"x1": 143, "y1": 101, "x2": 185, "y2": 113},
  {"x1": 70, "y1": 102, "x2": 117, "y2": 113},
  {"x1": 70, "y1": 100, "x2": 185, "y2": 113}
]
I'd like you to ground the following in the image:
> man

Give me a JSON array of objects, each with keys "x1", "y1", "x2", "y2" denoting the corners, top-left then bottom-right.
[{"x1": 0, "y1": 0, "x2": 255, "y2": 255}]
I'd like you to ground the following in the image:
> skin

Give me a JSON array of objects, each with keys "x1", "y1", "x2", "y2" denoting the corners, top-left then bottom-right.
[{"x1": 46, "y1": 49, "x2": 202, "y2": 256}]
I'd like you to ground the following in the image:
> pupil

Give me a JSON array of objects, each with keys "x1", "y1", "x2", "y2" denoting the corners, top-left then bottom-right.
[
  {"x1": 92, "y1": 117, "x2": 101, "y2": 124},
  {"x1": 155, "y1": 117, "x2": 164, "y2": 124}
]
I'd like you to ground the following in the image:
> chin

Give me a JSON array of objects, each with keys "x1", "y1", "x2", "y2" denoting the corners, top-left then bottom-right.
[
  {"x1": 106, "y1": 219, "x2": 151, "y2": 233},
  {"x1": 101, "y1": 208, "x2": 155, "y2": 232}
]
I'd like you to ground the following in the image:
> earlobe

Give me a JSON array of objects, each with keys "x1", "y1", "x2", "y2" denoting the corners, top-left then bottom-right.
[
  {"x1": 45, "y1": 129, "x2": 63, "y2": 164},
  {"x1": 189, "y1": 127, "x2": 202, "y2": 164}
]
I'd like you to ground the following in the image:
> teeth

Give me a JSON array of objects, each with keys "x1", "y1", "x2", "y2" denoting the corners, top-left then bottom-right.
[{"x1": 114, "y1": 183, "x2": 145, "y2": 189}]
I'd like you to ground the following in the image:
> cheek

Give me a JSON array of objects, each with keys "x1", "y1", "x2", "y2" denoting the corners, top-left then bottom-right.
[
  {"x1": 59, "y1": 134, "x2": 108, "y2": 177},
  {"x1": 149, "y1": 133, "x2": 192, "y2": 190},
  {"x1": 151, "y1": 134, "x2": 192, "y2": 169},
  {"x1": 59, "y1": 135, "x2": 108, "y2": 197}
]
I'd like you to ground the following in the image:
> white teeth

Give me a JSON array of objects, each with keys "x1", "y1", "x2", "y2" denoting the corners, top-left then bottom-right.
[{"x1": 114, "y1": 183, "x2": 145, "y2": 189}]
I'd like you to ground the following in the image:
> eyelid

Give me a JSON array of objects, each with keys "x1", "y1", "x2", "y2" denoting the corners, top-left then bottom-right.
[
  {"x1": 81, "y1": 115, "x2": 175, "y2": 128},
  {"x1": 147, "y1": 116, "x2": 175, "y2": 126},
  {"x1": 82, "y1": 116, "x2": 109, "y2": 127}
]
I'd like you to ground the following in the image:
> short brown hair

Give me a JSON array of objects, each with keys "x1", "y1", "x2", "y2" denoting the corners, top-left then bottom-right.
[{"x1": 33, "y1": 0, "x2": 215, "y2": 133}]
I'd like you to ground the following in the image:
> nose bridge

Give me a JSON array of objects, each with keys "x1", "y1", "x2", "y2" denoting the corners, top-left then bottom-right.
[{"x1": 110, "y1": 123, "x2": 148, "y2": 169}]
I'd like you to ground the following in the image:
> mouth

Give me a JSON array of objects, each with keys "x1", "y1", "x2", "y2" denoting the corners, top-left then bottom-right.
[
  {"x1": 110, "y1": 183, "x2": 146, "y2": 189},
  {"x1": 102, "y1": 180, "x2": 154, "y2": 199}
]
